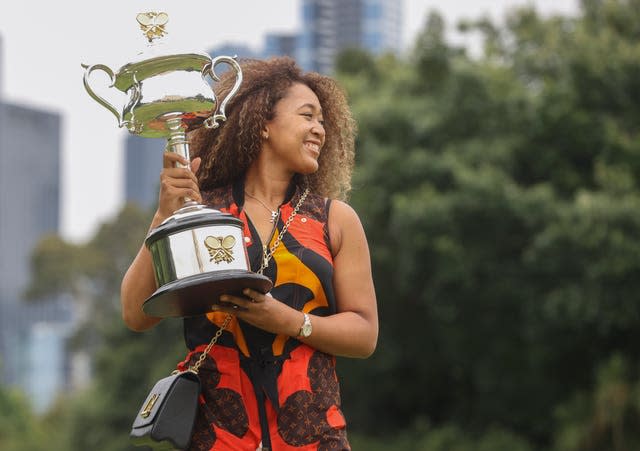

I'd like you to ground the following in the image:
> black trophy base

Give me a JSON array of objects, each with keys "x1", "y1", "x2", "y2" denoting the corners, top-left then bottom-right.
[{"x1": 142, "y1": 270, "x2": 273, "y2": 318}]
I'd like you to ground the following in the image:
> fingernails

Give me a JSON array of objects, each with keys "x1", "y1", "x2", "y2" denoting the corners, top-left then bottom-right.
[{"x1": 220, "y1": 295, "x2": 229, "y2": 302}]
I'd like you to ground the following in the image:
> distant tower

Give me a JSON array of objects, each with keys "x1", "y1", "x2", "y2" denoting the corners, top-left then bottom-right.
[
  {"x1": 0, "y1": 100, "x2": 72, "y2": 410},
  {"x1": 0, "y1": 35, "x2": 3, "y2": 98},
  {"x1": 0, "y1": 103, "x2": 60, "y2": 307},
  {"x1": 298, "y1": 0, "x2": 403, "y2": 73},
  {"x1": 263, "y1": 33, "x2": 299, "y2": 59},
  {"x1": 209, "y1": 43, "x2": 259, "y2": 61},
  {"x1": 123, "y1": 135, "x2": 163, "y2": 211}
]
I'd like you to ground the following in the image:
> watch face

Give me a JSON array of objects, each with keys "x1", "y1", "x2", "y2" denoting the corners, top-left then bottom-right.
[
  {"x1": 301, "y1": 322, "x2": 312, "y2": 337},
  {"x1": 299, "y1": 314, "x2": 312, "y2": 337}
]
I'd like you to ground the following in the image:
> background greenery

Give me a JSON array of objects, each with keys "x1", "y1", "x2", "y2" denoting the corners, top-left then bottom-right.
[{"x1": 3, "y1": 0, "x2": 640, "y2": 449}]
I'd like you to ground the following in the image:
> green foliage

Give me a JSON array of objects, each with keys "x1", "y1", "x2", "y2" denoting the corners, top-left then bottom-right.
[
  {"x1": 553, "y1": 354, "x2": 640, "y2": 451},
  {"x1": 26, "y1": 203, "x2": 151, "y2": 309},
  {"x1": 24, "y1": 235, "x2": 86, "y2": 301},
  {"x1": 336, "y1": 0, "x2": 640, "y2": 448},
  {"x1": 350, "y1": 420, "x2": 534, "y2": 451},
  {"x1": 0, "y1": 386, "x2": 44, "y2": 451}
]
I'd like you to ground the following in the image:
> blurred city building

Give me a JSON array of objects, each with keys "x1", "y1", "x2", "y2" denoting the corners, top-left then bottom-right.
[
  {"x1": 298, "y1": 0, "x2": 402, "y2": 73},
  {"x1": 210, "y1": 42, "x2": 260, "y2": 60},
  {"x1": 124, "y1": 135, "x2": 163, "y2": 211},
  {"x1": 263, "y1": 33, "x2": 299, "y2": 59},
  {"x1": 0, "y1": 98, "x2": 77, "y2": 412}
]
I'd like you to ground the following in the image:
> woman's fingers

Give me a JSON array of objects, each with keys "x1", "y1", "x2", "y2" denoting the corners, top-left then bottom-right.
[
  {"x1": 163, "y1": 152, "x2": 201, "y2": 174},
  {"x1": 242, "y1": 288, "x2": 267, "y2": 303},
  {"x1": 155, "y1": 164, "x2": 202, "y2": 218},
  {"x1": 218, "y1": 289, "x2": 271, "y2": 311},
  {"x1": 191, "y1": 157, "x2": 202, "y2": 175},
  {"x1": 163, "y1": 150, "x2": 189, "y2": 168},
  {"x1": 215, "y1": 291, "x2": 293, "y2": 336},
  {"x1": 161, "y1": 172, "x2": 201, "y2": 195}
]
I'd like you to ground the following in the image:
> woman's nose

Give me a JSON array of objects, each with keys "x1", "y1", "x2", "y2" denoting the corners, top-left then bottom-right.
[{"x1": 311, "y1": 120, "x2": 325, "y2": 137}]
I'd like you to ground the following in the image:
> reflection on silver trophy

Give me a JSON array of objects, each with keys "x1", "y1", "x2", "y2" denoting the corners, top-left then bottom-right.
[{"x1": 82, "y1": 12, "x2": 272, "y2": 318}]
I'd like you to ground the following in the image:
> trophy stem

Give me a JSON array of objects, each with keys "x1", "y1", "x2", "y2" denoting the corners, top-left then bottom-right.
[{"x1": 166, "y1": 117, "x2": 197, "y2": 208}]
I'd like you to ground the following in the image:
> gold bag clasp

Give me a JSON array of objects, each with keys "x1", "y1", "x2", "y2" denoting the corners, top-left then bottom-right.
[{"x1": 140, "y1": 393, "x2": 160, "y2": 418}]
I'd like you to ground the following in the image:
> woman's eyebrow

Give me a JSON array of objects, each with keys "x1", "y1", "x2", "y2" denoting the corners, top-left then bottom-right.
[{"x1": 297, "y1": 103, "x2": 323, "y2": 113}]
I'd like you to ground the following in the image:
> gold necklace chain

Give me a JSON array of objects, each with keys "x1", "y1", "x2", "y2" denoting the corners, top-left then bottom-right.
[
  {"x1": 188, "y1": 186, "x2": 310, "y2": 374},
  {"x1": 259, "y1": 187, "x2": 309, "y2": 273}
]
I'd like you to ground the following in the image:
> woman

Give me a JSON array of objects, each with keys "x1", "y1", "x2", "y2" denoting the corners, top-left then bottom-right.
[{"x1": 121, "y1": 57, "x2": 378, "y2": 450}]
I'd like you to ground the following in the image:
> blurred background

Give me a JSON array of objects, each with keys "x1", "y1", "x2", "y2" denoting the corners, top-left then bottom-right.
[{"x1": 2, "y1": 0, "x2": 639, "y2": 449}]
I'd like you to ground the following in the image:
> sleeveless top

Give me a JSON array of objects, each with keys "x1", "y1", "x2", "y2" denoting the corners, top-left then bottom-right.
[{"x1": 176, "y1": 181, "x2": 350, "y2": 451}]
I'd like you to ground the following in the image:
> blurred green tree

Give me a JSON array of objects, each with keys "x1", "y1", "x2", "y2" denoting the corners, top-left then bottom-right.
[{"x1": 336, "y1": 1, "x2": 640, "y2": 448}]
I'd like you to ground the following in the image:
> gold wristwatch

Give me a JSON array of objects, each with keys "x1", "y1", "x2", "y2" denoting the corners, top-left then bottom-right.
[{"x1": 297, "y1": 313, "x2": 312, "y2": 338}]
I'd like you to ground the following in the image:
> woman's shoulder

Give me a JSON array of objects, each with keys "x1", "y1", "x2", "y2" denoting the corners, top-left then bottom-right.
[
  {"x1": 324, "y1": 198, "x2": 365, "y2": 256},
  {"x1": 328, "y1": 198, "x2": 359, "y2": 222}
]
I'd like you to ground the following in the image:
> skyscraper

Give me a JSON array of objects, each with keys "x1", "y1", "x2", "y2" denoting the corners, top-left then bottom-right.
[
  {"x1": 263, "y1": 33, "x2": 299, "y2": 60},
  {"x1": 298, "y1": 0, "x2": 403, "y2": 74},
  {"x1": 0, "y1": 100, "x2": 73, "y2": 408},
  {"x1": 124, "y1": 135, "x2": 163, "y2": 211},
  {"x1": 0, "y1": 102, "x2": 60, "y2": 306}
]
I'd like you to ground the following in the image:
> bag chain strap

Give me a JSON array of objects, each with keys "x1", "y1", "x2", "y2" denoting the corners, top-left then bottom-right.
[{"x1": 187, "y1": 187, "x2": 310, "y2": 375}]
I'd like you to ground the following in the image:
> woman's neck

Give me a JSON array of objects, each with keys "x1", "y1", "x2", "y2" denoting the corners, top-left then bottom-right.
[{"x1": 244, "y1": 162, "x2": 294, "y2": 207}]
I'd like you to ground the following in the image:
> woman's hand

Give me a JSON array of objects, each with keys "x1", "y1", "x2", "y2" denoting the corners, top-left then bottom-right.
[
  {"x1": 217, "y1": 289, "x2": 302, "y2": 337},
  {"x1": 154, "y1": 152, "x2": 202, "y2": 225}
]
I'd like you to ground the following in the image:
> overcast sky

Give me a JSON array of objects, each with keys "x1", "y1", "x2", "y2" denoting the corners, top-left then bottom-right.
[{"x1": 0, "y1": 0, "x2": 578, "y2": 242}]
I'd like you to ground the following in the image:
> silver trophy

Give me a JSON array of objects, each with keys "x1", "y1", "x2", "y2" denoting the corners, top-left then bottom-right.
[{"x1": 82, "y1": 12, "x2": 272, "y2": 318}]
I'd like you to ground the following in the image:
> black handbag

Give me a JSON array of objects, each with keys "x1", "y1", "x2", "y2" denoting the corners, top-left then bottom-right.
[
  {"x1": 130, "y1": 315, "x2": 232, "y2": 450},
  {"x1": 130, "y1": 370, "x2": 201, "y2": 450}
]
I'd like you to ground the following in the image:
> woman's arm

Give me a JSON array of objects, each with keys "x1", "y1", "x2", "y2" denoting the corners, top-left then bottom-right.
[
  {"x1": 300, "y1": 199, "x2": 378, "y2": 357},
  {"x1": 120, "y1": 153, "x2": 202, "y2": 331},
  {"x1": 220, "y1": 200, "x2": 379, "y2": 358}
]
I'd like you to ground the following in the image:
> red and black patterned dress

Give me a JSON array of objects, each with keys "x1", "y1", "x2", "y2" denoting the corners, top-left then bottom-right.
[{"x1": 176, "y1": 181, "x2": 350, "y2": 451}]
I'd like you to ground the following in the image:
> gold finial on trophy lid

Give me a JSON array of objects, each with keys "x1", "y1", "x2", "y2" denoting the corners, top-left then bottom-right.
[{"x1": 136, "y1": 12, "x2": 169, "y2": 42}]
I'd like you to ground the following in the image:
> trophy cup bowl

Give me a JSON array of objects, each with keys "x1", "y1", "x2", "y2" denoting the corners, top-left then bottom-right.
[{"x1": 82, "y1": 12, "x2": 272, "y2": 318}]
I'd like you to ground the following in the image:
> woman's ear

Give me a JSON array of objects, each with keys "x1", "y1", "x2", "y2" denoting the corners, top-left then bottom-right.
[{"x1": 261, "y1": 126, "x2": 269, "y2": 140}]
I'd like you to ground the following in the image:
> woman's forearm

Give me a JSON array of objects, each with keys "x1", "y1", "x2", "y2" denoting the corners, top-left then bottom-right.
[{"x1": 120, "y1": 244, "x2": 162, "y2": 331}]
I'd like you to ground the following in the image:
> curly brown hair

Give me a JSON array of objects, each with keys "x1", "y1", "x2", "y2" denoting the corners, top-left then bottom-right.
[{"x1": 189, "y1": 57, "x2": 357, "y2": 200}]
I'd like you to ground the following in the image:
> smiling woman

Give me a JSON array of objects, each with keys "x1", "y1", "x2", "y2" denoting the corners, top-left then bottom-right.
[{"x1": 120, "y1": 56, "x2": 378, "y2": 450}]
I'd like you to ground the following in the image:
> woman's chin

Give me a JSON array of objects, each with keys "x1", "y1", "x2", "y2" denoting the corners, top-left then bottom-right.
[
  {"x1": 302, "y1": 164, "x2": 319, "y2": 175},
  {"x1": 295, "y1": 159, "x2": 319, "y2": 175}
]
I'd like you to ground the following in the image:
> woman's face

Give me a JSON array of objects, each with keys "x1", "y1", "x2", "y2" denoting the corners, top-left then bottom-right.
[{"x1": 262, "y1": 82, "x2": 326, "y2": 175}]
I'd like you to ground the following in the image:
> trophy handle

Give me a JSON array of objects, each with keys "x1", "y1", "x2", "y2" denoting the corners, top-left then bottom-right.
[
  {"x1": 82, "y1": 64, "x2": 125, "y2": 127},
  {"x1": 203, "y1": 56, "x2": 243, "y2": 129}
]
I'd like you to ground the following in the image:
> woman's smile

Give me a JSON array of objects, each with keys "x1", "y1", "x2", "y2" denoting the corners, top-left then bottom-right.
[{"x1": 304, "y1": 140, "x2": 321, "y2": 157}]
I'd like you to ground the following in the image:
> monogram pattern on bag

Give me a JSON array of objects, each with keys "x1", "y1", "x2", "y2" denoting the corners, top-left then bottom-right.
[
  {"x1": 186, "y1": 352, "x2": 249, "y2": 450},
  {"x1": 277, "y1": 351, "x2": 348, "y2": 449}
]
